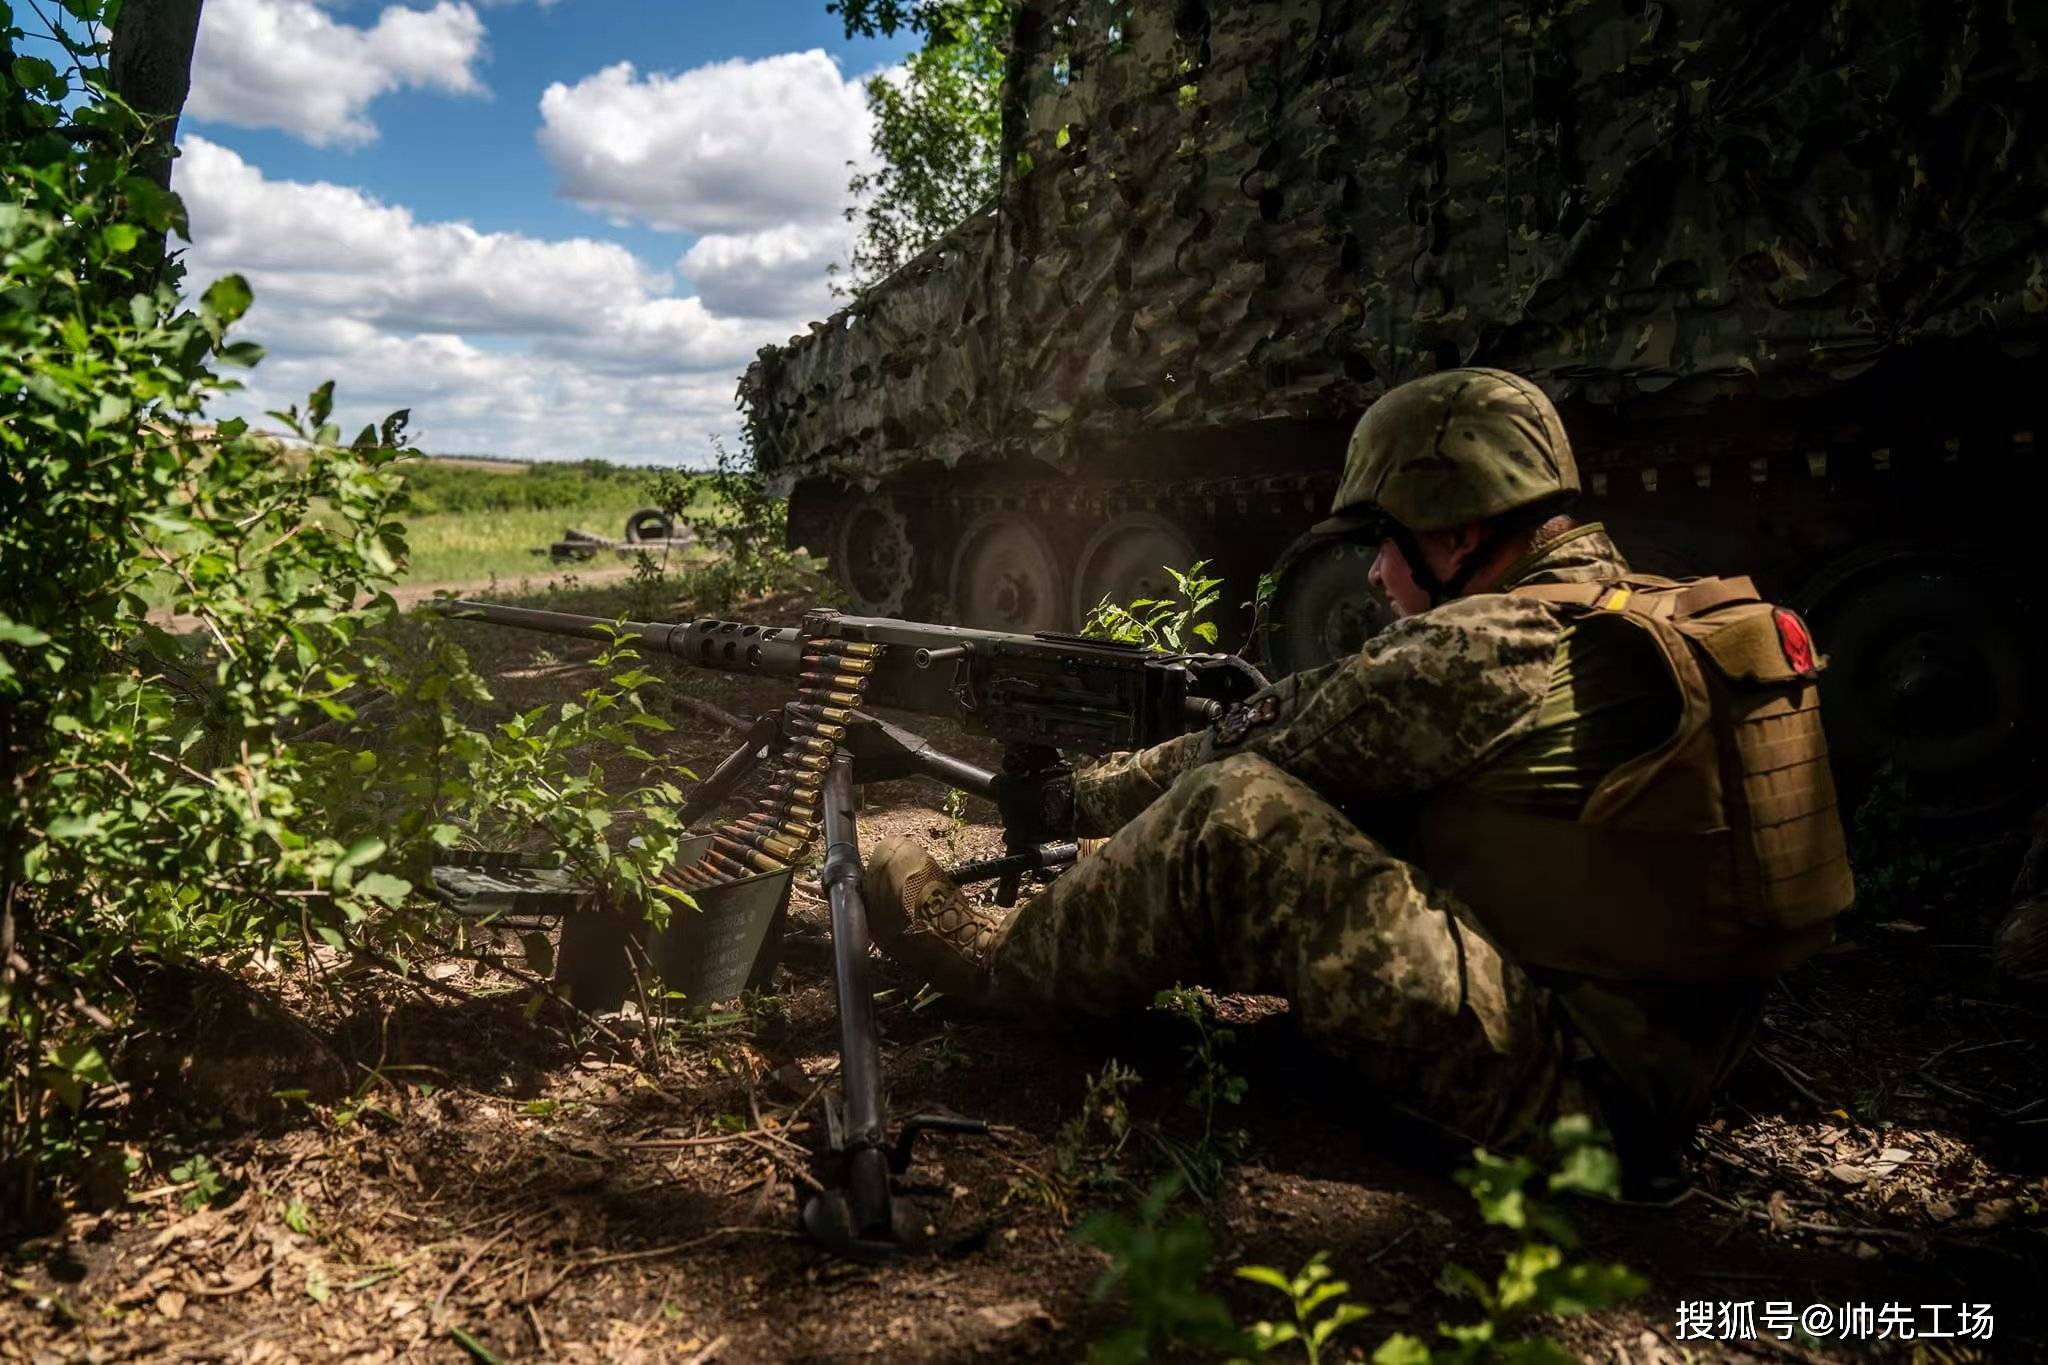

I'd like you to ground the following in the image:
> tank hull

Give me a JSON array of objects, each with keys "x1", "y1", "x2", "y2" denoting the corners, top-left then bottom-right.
[{"x1": 744, "y1": 0, "x2": 2048, "y2": 813}]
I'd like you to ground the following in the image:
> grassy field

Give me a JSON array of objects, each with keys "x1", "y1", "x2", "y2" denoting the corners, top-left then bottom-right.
[
  {"x1": 390, "y1": 457, "x2": 713, "y2": 587},
  {"x1": 398, "y1": 488, "x2": 667, "y2": 585}
]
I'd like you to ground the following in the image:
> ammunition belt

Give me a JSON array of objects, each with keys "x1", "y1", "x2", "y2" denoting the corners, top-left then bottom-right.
[{"x1": 660, "y1": 634, "x2": 882, "y2": 892}]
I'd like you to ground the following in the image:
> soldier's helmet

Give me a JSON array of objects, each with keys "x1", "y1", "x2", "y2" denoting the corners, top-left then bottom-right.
[{"x1": 1318, "y1": 368, "x2": 1579, "y2": 534}]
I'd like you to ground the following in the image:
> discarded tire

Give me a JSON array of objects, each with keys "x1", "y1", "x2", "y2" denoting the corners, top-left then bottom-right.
[{"x1": 624, "y1": 507, "x2": 674, "y2": 543}]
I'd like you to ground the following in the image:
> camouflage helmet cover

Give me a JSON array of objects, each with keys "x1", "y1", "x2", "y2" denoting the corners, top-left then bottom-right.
[{"x1": 1321, "y1": 369, "x2": 1579, "y2": 534}]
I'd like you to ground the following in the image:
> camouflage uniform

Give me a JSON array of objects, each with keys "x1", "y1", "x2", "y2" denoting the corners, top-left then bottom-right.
[
  {"x1": 866, "y1": 370, "x2": 1826, "y2": 1166},
  {"x1": 970, "y1": 525, "x2": 1681, "y2": 1149}
]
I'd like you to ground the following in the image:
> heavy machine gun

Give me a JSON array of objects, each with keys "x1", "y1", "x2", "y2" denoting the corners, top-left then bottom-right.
[{"x1": 439, "y1": 599, "x2": 1263, "y2": 1258}]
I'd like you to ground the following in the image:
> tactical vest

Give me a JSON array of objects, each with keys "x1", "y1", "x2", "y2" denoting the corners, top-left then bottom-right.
[{"x1": 1419, "y1": 575, "x2": 1855, "y2": 981}]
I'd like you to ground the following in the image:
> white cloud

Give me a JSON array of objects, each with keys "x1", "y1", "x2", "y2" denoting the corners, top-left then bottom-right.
[
  {"x1": 189, "y1": 0, "x2": 488, "y2": 148},
  {"x1": 679, "y1": 222, "x2": 851, "y2": 318},
  {"x1": 537, "y1": 51, "x2": 877, "y2": 233},
  {"x1": 174, "y1": 137, "x2": 820, "y2": 462},
  {"x1": 178, "y1": 137, "x2": 661, "y2": 337}
]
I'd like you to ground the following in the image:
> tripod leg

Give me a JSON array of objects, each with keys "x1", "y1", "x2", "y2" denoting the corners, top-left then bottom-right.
[{"x1": 813, "y1": 751, "x2": 893, "y2": 1245}]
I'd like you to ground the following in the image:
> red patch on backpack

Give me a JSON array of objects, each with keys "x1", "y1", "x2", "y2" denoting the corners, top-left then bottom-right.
[{"x1": 1773, "y1": 608, "x2": 1818, "y2": 678}]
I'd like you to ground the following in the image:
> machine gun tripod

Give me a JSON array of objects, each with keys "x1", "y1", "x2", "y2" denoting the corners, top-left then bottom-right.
[
  {"x1": 678, "y1": 704, "x2": 1081, "y2": 1258},
  {"x1": 435, "y1": 599, "x2": 1265, "y2": 1259}
]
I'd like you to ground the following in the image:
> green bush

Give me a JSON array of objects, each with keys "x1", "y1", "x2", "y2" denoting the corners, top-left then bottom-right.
[
  {"x1": 0, "y1": 6, "x2": 687, "y2": 1218},
  {"x1": 1077, "y1": 1117, "x2": 1645, "y2": 1363},
  {"x1": 393, "y1": 457, "x2": 672, "y2": 517}
]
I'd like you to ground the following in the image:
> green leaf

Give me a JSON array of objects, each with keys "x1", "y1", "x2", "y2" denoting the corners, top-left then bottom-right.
[
  {"x1": 1299, "y1": 1279, "x2": 1350, "y2": 1316},
  {"x1": 11, "y1": 55, "x2": 56, "y2": 90},
  {"x1": 201, "y1": 273, "x2": 254, "y2": 327},
  {"x1": 44, "y1": 1072, "x2": 84, "y2": 1112},
  {"x1": 338, "y1": 836, "x2": 386, "y2": 870},
  {"x1": 1233, "y1": 1264, "x2": 1293, "y2": 1293},
  {"x1": 1372, "y1": 1333, "x2": 1435, "y2": 1365},
  {"x1": 120, "y1": 176, "x2": 187, "y2": 233},
  {"x1": 1546, "y1": 1112, "x2": 1599, "y2": 1149},
  {"x1": 520, "y1": 931, "x2": 554, "y2": 977},
  {"x1": 1317, "y1": 1302, "x2": 1373, "y2": 1340},
  {"x1": 89, "y1": 392, "x2": 132, "y2": 428},
  {"x1": 1532, "y1": 1260, "x2": 1647, "y2": 1315},
  {"x1": 1546, "y1": 1142, "x2": 1622, "y2": 1200},
  {"x1": 1248, "y1": 1321, "x2": 1300, "y2": 1347},
  {"x1": 0, "y1": 621, "x2": 51, "y2": 647},
  {"x1": 45, "y1": 813, "x2": 102, "y2": 840},
  {"x1": 308, "y1": 380, "x2": 335, "y2": 428},
  {"x1": 50, "y1": 1043, "x2": 112, "y2": 1086},
  {"x1": 1438, "y1": 1262, "x2": 1494, "y2": 1308},
  {"x1": 100, "y1": 222, "x2": 142, "y2": 254},
  {"x1": 354, "y1": 872, "x2": 412, "y2": 906}
]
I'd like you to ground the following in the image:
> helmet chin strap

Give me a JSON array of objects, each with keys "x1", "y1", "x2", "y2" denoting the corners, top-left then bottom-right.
[
  {"x1": 1389, "y1": 501, "x2": 1572, "y2": 608},
  {"x1": 1388, "y1": 525, "x2": 1509, "y2": 609}
]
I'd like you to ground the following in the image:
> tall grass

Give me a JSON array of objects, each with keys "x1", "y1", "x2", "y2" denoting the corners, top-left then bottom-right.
[
  {"x1": 395, "y1": 457, "x2": 666, "y2": 516},
  {"x1": 401, "y1": 492, "x2": 665, "y2": 584}
]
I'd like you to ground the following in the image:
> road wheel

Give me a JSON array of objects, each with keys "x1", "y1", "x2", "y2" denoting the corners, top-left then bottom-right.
[
  {"x1": 1259, "y1": 530, "x2": 1392, "y2": 676},
  {"x1": 1070, "y1": 512, "x2": 1202, "y2": 627},
  {"x1": 949, "y1": 511, "x2": 1065, "y2": 632},
  {"x1": 829, "y1": 495, "x2": 916, "y2": 616},
  {"x1": 1797, "y1": 543, "x2": 2043, "y2": 821}
]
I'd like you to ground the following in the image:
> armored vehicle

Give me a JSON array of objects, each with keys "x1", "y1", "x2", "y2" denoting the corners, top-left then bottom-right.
[{"x1": 742, "y1": 0, "x2": 2047, "y2": 816}]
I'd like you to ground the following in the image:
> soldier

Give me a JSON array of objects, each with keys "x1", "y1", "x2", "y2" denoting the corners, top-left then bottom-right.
[{"x1": 862, "y1": 368, "x2": 1855, "y2": 1195}]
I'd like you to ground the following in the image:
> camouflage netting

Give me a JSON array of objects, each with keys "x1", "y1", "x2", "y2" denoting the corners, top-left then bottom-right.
[{"x1": 744, "y1": 0, "x2": 2048, "y2": 488}]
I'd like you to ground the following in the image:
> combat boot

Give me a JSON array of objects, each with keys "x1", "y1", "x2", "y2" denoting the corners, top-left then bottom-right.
[{"x1": 863, "y1": 836, "x2": 1012, "y2": 999}]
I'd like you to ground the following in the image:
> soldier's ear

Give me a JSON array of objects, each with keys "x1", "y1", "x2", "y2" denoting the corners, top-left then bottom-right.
[{"x1": 1437, "y1": 522, "x2": 1488, "y2": 565}]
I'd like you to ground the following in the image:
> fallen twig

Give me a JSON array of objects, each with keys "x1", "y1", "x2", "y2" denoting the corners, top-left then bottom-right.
[
  {"x1": 1694, "y1": 1189, "x2": 1921, "y2": 1243},
  {"x1": 432, "y1": 1223, "x2": 521, "y2": 1324},
  {"x1": 567, "y1": 1225, "x2": 806, "y2": 1276},
  {"x1": 526, "y1": 1302, "x2": 552, "y2": 1357},
  {"x1": 1362, "y1": 1225, "x2": 1417, "y2": 1266},
  {"x1": 185, "y1": 1264, "x2": 270, "y2": 1298},
  {"x1": 1752, "y1": 1045, "x2": 1828, "y2": 1109},
  {"x1": 682, "y1": 1334, "x2": 730, "y2": 1365},
  {"x1": 673, "y1": 696, "x2": 750, "y2": 735}
]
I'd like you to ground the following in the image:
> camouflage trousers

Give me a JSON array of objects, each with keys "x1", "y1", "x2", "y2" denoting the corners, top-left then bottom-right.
[{"x1": 988, "y1": 753, "x2": 1579, "y2": 1149}]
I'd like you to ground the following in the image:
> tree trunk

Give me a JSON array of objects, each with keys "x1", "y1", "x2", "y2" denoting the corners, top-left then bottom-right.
[{"x1": 108, "y1": 0, "x2": 206, "y2": 192}]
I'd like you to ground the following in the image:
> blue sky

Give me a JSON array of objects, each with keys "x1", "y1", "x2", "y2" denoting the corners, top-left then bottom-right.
[{"x1": 174, "y1": 1, "x2": 921, "y2": 463}]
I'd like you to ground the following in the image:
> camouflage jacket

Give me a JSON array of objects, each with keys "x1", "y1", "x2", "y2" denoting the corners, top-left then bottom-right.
[{"x1": 1074, "y1": 524, "x2": 1632, "y2": 834}]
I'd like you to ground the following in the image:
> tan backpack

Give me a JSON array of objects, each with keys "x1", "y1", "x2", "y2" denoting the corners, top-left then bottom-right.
[{"x1": 1420, "y1": 575, "x2": 1856, "y2": 981}]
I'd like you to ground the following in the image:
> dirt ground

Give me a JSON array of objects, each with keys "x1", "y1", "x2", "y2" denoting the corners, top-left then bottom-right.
[{"x1": 5, "y1": 584, "x2": 2044, "y2": 1363}]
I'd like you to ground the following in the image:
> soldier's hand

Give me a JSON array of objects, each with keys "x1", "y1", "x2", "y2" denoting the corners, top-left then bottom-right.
[
  {"x1": 988, "y1": 770, "x2": 1075, "y2": 842},
  {"x1": 1184, "y1": 652, "x2": 1270, "y2": 704}
]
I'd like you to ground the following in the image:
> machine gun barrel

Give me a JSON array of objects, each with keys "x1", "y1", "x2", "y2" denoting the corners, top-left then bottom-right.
[
  {"x1": 443, "y1": 600, "x2": 806, "y2": 677},
  {"x1": 442, "y1": 600, "x2": 1234, "y2": 756}
]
